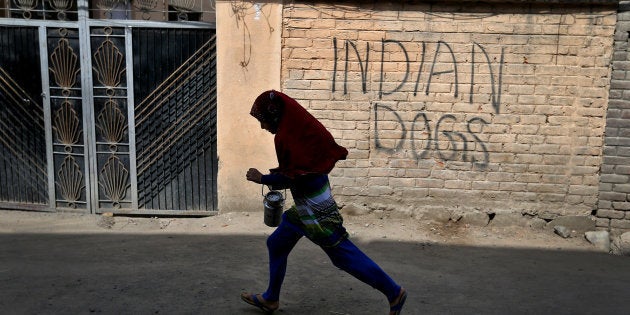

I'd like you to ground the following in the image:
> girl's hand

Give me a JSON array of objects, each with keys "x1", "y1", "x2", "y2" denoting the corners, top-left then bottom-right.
[{"x1": 246, "y1": 168, "x2": 263, "y2": 184}]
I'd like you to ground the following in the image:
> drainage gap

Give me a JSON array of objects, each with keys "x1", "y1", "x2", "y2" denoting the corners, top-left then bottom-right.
[{"x1": 488, "y1": 213, "x2": 496, "y2": 221}]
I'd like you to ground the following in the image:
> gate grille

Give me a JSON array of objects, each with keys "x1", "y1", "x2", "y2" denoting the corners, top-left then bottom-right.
[
  {"x1": 0, "y1": 26, "x2": 48, "y2": 208},
  {"x1": 0, "y1": 4, "x2": 217, "y2": 215},
  {"x1": 0, "y1": 19, "x2": 217, "y2": 215},
  {"x1": 133, "y1": 29, "x2": 217, "y2": 211},
  {"x1": 48, "y1": 27, "x2": 87, "y2": 210}
]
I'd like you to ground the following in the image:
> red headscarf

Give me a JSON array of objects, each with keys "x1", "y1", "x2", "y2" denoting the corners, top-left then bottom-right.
[{"x1": 250, "y1": 90, "x2": 348, "y2": 178}]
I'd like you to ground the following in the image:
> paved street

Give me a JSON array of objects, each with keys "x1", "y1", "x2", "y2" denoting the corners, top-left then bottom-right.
[{"x1": 1, "y1": 212, "x2": 629, "y2": 315}]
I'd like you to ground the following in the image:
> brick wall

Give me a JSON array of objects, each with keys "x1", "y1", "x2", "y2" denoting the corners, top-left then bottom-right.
[
  {"x1": 281, "y1": 2, "x2": 617, "y2": 220},
  {"x1": 599, "y1": 1, "x2": 630, "y2": 234}
]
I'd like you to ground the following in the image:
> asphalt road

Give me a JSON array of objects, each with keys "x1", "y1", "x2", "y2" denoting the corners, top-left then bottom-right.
[{"x1": 1, "y1": 231, "x2": 629, "y2": 315}]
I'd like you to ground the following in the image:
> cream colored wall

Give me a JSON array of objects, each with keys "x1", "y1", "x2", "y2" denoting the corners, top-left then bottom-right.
[
  {"x1": 280, "y1": 2, "x2": 616, "y2": 219},
  {"x1": 216, "y1": 2, "x2": 283, "y2": 212}
]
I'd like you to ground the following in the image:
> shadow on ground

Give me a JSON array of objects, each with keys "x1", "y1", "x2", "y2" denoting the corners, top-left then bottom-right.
[{"x1": 1, "y1": 233, "x2": 628, "y2": 315}]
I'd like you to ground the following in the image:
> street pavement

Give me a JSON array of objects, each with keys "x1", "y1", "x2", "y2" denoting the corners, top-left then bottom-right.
[{"x1": 1, "y1": 226, "x2": 630, "y2": 315}]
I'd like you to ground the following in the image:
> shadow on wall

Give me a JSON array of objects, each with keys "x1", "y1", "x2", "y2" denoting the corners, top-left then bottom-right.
[{"x1": 1, "y1": 233, "x2": 629, "y2": 314}]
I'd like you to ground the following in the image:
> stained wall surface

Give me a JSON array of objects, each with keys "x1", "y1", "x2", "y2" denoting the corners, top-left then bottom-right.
[{"x1": 216, "y1": 1, "x2": 283, "y2": 213}]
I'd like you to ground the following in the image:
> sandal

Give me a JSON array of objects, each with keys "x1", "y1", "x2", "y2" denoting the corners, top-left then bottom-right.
[
  {"x1": 240, "y1": 292, "x2": 279, "y2": 314},
  {"x1": 389, "y1": 288, "x2": 407, "y2": 315}
]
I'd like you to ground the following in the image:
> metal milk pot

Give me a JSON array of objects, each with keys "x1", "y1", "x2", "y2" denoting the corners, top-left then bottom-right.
[{"x1": 262, "y1": 185, "x2": 285, "y2": 227}]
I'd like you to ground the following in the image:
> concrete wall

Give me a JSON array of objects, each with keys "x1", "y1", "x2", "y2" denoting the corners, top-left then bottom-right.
[
  {"x1": 216, "y1": 1, "x2": 282, "y2": 212},
  {"x1": 279, "y1": 1, "x2": 617, "y2": 222}
]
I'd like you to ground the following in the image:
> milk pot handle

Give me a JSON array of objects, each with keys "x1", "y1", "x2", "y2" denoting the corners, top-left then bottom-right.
[{"x1": 262, "y1": 184, "x2": 286, "y2": 198}]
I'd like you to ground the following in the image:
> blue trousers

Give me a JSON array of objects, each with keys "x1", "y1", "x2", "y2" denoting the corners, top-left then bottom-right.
[{"x1": 261, "y1": 215, "x2": 401, "y2": 303}]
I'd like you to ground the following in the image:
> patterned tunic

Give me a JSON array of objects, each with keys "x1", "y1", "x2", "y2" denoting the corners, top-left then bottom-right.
[{"x1": 262, "y1": 174, "x2": 348, "y2": 247}]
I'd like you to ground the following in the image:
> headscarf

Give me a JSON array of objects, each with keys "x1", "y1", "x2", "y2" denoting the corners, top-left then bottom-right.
[
  {"x1": 250, "y1": 90, "x2": 283, "y2": 126},
  {"x1": 250, "y1": 90, "x2": 348, "y2": 178}
]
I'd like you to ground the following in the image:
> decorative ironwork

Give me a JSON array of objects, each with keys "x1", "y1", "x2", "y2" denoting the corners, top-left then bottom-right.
[
  {"x1": 53, "y1": 100, "x2": 82, "y2": 152},
  {"x1": 1, "y1": 21, "x2": 216, "y2": 214},
  {"x1": 133, "y1": 0, "x2": 158, "y2": 20},
  {"x1": 0, "y1": 65, "x2": 48, "y2": 197},
  {"x1": 49, "y1": 0, "x2": 72, "y2": 20},
  {"x1": 49, "y1": 37, "x2": 80, "y2": 95},
  {"x1": 99, "y1": 155, "x2": 130, "y2": 207},
  {"x1": 92, "y1": 37, "x2": 125, "y2": 93},
  {"x1": 170, "y1": 0, "x2": 195, "y2": 20},
  {"x1": 0, "y1": 26, "x2": 49, "y2": 207},
  {"x1": 96, "y1": 0, "x2": 121, "y2": 10},
  {"x1": 170, "y1": 0, "x2": 195, "y2": 11},
  {"x1": 12, "y1": 0, "x2": 38, "y2": 19},
  {"x1": 96, "y1": 0, "x2": 127, "y2": 18},
  {"x1": 134, "y1": 31, "x2": 217, "y2": 210},
  {"x1": 10, "y1": 0, "x2": 214, "y2": 22},
  {"x1": 96, "y1": 99, "x2": 127, "y2": 149},
  {"x1": 56, "y1": 155, "x2": 84, "y2": 208}
]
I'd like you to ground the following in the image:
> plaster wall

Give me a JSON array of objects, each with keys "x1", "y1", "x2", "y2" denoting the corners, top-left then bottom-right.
[{"x1": 216, "y1": 1, "x2": 283, "y2": 212}]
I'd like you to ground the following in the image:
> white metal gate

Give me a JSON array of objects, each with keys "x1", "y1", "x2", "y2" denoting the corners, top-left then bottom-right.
[{"x1": 0, "y1": 0, "x2": 217, "y2": 215}]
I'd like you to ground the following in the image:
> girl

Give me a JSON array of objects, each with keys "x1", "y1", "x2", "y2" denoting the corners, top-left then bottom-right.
[{"x1": 242, "y1": 90, "x2": 407, "y2": 315}]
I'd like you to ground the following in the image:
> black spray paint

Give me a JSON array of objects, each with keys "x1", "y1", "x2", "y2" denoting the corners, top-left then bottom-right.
[{"x1": 331, "y1": 38, "x2": 505, "y2": 168}]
